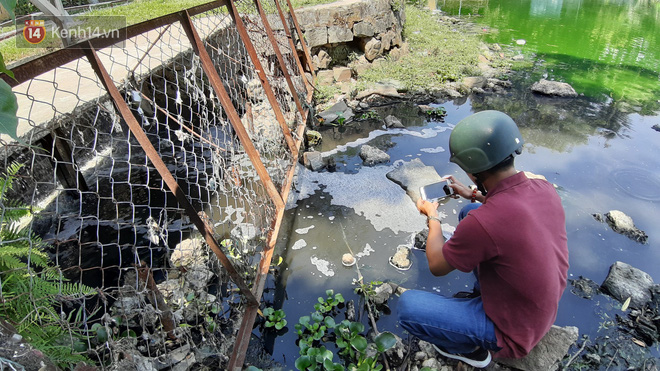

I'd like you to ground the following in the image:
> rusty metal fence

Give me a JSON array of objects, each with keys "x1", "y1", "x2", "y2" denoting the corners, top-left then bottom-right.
[{"x1": 0, "y1": 0, "x2": 314, "y2": 369}]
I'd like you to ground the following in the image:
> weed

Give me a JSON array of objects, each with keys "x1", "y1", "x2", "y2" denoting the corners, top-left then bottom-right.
[{"x1": 263, "y1": 307, "x2": 287, "y2": 330}]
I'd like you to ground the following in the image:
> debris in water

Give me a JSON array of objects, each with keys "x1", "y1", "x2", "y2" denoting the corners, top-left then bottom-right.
[
  {"x1": 291, "y1": 239, "x2": 307, "y2": 250},
  {"x1": 342, "y1": 253, "x2": 356, "y2": 267},
  {"x1": 311, "y1": 256, "x2": 335, "y2": 276},
  {"x1": 389, "y1": 245, "x2": 412, "y2": 270}
]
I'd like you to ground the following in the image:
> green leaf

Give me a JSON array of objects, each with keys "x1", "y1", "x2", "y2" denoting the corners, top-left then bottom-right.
[
  {"x1": 326, "y1": 289, "x2": 334, "y2": 297},
  {"x1": 299, "y1": 316, "x2": 310, "y2": 326},
  {"x1": 275, "y1": 320, "x2": 287, "y2": 330},
  {"x1": 263, "y1": 307, "x2": 274, "y2": 316},
  {"x1": 0, "y1": 53, "x2": 15, "y2": 80},
  {"x1": 374, "y1": 332, "x2": 397, "y2": 352},
  {"x1": 0, "y1": 0, "x2": 16, "y2": 20},
  {"x1": 349, "y1": 321, "x2": 365, "y2": 334},
  {"x1": 335, "y1": 293, "x2": 345, "y2": 303},
  {"x1": 295, "y1": 356, "x2": 313, "y2": 370},
  {"x1": 245, "y1": 366, "x2": 263, "y2": 371},
  {"x1": 311, "y1": 312, "x2": 324, "y2": 322},
  {"x1": 324, "y1": 316, "x2": 336, "y2": 329},
  {"x1": 0, "y1": 80, "x2": 18, "y2": 140},
  {"x1": 351, "y1": 336, "x2": 368, "y2": 352}
]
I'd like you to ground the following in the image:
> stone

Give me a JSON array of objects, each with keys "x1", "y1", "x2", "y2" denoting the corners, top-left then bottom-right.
[
  {"x1": 303, "y1": 151, "x2": 325, "y2": 171},
  {"x1": 513, "y1": 54, "x2": 525, "y2": 61},
  {"x1": 353, "y1": 61, "x2": 371, "y2": 76},
  {"x1": 328, "y1": 25, "x2": 354, "y2": 43},
  {"x1": 496, "y1": 326, "x2": 579, "y2": 371},
  {"x1": 372, "y1": 283, "x2": 394, "y2": 305},
  {"x1": 355, "y1": 84, "x2": 401, "y2": 100},
  {"x1": 601, "y1": 261, "x2": 654, "y2": 308},
  {"x1": 389, "y1": 245, "x2": 411, "y2": 270},
  {"x1": 316, "y1": 49, "x2": 332, "y2": 69},
  {"x1": 463, "y1": 76, "x2": 487, "y2": 89},
  {"x1": 304, "y1": 27, "x2": 328, "y2": 48},
  {"x1": 318, "y1": 99, "x2": 354, "y2": 125},
  {"x1": 569, "y1": 276, "x2": 601, "y2": 299},
  {"x1": 353, "y1": 21, "x2": 374, "y2": 37},
  {"x1": 362, "y1": 37, "x2": 383, "y2": 61},
  {"x1": 171, "y1": 237, "x2": 207, "y2": 268},
  {"x1": 306, "y1": 129, "x2": 322, "y2": 146},
  {"x1": 333, "y1": 67, "x2": 352, "y2": 82},
  {"x1": 317, "y1": 70, "x2": 335, "y2": 85},
  {"x1": 604, "y1": 210, "x2": 648, "y2": 243},
  {"x1": 653, "y1": 124, "x2": 660, "y2": 132},
  {"x1": 231, "y1": 223, "x2": 258, "y2": 241},
  {"x1": 359, "y1": 144, "x2": 390, "y2": 166},
  {"x1": 385, "y1": 158, "x2": 445, "y2": 202},
  {"x1": 531, "y1": 79, "x2": 578, "y2": 97},
  {"x1": 384, "y1": 114, "x2": 404, "y2": 128}
]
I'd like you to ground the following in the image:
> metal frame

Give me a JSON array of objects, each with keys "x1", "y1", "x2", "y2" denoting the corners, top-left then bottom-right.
[{"x1": 2, "y1": 1, "x2": 313, "y2": 368}]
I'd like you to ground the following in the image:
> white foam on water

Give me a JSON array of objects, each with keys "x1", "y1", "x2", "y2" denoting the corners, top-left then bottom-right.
[
  {"x1": 311, "y1": 256, "x2": 335, "y2": 276},
  {"x1": 295, "y1": 225, "x2": 315, "y2": 234},
  {"x1": 420, "y1": 146, "x2": 445, "y2": 153},
  {"x1": 355, "y1": 243, "x2": 375, "y2": 258},
  {"x1": 291, "y1": 239, "x2": 307, "y2": 250}
]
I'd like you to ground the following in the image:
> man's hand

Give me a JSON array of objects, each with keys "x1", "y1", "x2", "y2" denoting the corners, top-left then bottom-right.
[
  {"x1": 446, "y1": 175, "x2": 473, "y2": 200},
  {"x1": 417, "y1": 197, "x2": 439, "y2": 217}
]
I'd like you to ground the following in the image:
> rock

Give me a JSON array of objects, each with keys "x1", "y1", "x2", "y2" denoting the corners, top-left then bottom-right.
[
  {"x1": 372, "y1": 283, "x2": 394, "y2": 305},
  {"x1": 315, "y1": 49, "x2": 332, "y2": 69},
  {"x1": 413, "y1": 229, "x2": 428, "y2": 250},
  {"x1": 355, "y1": 84, "x2": 401, "y2": 100},
  {"x1": 422, "y1": 358, "x2": 441, "y2": 369},
  {"x1": 601, "y1": 261, "x2": 654, "y2": 308},
  {"x1": 383, "y1": 333, "x2": 406, "y2": 366},
  {"x1": 171, "y1": 237, "x2": 207, "y2": 268},
  {"x1": 604, "y1": 210, "x2": 648, "y2": 243},
  {"x1": 362, "y1": 37, "x2": 383, "y2": 61},
  {"x1": 389, "y1": 245, "x2": 411, "y2": 270},
  {"x1": 513, "y1": 54, "x2": 525, "y2": 61},
  {"x1": 462, "y1": 76, "x2": 487, "y2": 89},
  {"x1": 353, "y1": 21, "x2": 375, "y2": 37},
  {"x1": 328, "y1": 25, "x2": 354, "y2": 43},
  {"x1": 231, "y1": 222, "x2": 258, "y2": 241},
  {"x1": 359, "y1": 144, "x2": 390, "y2": 166},
  {"x1": 304, "y1": 27, "x2": 328, "y2": 48},
  {"x1": 497, "y1": 325, "x2": 579, "y2": 371},
  {"x1": 306, "y1": 129, "x2": 322, "y2": 146},
  {"x1": 378, "y1": 78, "x2": 407, "y2": 92},
  {"x1": 569, "y1": 276, "x2": 601, "y2": 299},
  {"x1": 318, "y1": 99, "x2": 354, "y2": 125},
  {"x1": 303, "y1": 151, "x2": 325, "y2": 171},
  {"x1": 333, "y1": 67, "x2": 352, "y2": 83},
  {"x1": 316, "y1": 70, "x2": 334, "y2": 85},
  {"x1": 530, "y1": 79, "x2": 578, "y2": 97},
  {"x1": 385, "y1": 158, "x2": 445, "y2": 202},
  {"x1": 384, "y1": 115, "x2": 405, "y2": 128},
  {"x1": 652, "y1": 124, "x2": 660, "y2": 132}
]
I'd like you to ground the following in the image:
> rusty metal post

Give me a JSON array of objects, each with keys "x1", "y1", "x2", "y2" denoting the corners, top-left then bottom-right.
[
  {"x1": 84, "y1": 44, "x2": 259, "y2": 306},
  {"x1": 272, "y1": 0, "x2": 313, "y2": 96},
  {"x1": 225, "y1": 0, "x2": 298, "y2": 157},
  {"x1": 284, "y1": 0, "x2": 316, "y2": 81},
  {"x1": 251, "y1": 0, "x2": 306, "y2": 120},
  {"x1": 179, "y1": 11, "x2": 285, "y2": 210}
]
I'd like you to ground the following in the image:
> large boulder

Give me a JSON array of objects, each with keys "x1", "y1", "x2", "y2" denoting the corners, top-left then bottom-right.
[
  {"x1": 601, "y1": 261, "x2": 654, "y2": 308},
  {"x1": 496, "y1": 325, "x2": 579, "y2": 371},
  {"x1": 385, "y1": 158, "x2": 444, "y2": 202},
  {"x1": 531, "y1": 79, "x2": 578, "y2": 97},
  {"x1": 359, "y1": 144, "x2": 390, "y2": 166}
]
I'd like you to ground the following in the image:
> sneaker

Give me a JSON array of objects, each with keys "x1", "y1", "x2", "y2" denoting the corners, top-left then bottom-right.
[
  {"x1": 432, "y1": 344, "x2": 492, "y2": 368},
  {"x1": 452, "y1": 289, "x2": 481, "y2": 299}
]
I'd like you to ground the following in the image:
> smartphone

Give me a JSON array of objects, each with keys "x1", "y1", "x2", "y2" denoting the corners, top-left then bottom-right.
[{"x1": 420, "y1": 179, "x2": 454, "y2": 202}]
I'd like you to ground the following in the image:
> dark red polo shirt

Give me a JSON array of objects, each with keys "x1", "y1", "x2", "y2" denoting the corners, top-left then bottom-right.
[{"x1": 443, "y1": 171, "x2": 569, "y2": 358}]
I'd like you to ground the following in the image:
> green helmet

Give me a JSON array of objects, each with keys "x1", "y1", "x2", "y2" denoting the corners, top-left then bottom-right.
[{"x1": 449, "y1": 110, "x2": 524, "y2": 174}]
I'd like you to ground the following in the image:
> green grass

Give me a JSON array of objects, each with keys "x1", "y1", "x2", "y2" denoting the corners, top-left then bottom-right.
[
  {"x1": 80, "y1": 0, "x2": 210, "y2": 24},
  {"x1": 290, "y1": 0, "x2": 338, "y2": 8},
  {"x1": 357, "y1": 5, "x2": 483, "y2": 91}
]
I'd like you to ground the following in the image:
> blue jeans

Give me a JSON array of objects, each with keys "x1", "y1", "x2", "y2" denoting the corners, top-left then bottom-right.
[{"x1": 398, "y1": 203, "x2": 500, "y2": 353}]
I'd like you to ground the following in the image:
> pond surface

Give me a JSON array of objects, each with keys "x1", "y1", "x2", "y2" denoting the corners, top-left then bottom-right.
[
  {"x1": 261, "y1": 1, "x2": 660, "y2": 368},
  {"x1": 438, "y1": 0, "x2": 660, "y2": 108}
]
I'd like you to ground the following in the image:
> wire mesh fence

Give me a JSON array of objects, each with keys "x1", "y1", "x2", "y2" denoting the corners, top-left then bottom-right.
[{"x1": 0, "y1": 0, "x2": 310, "y2": 369}]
